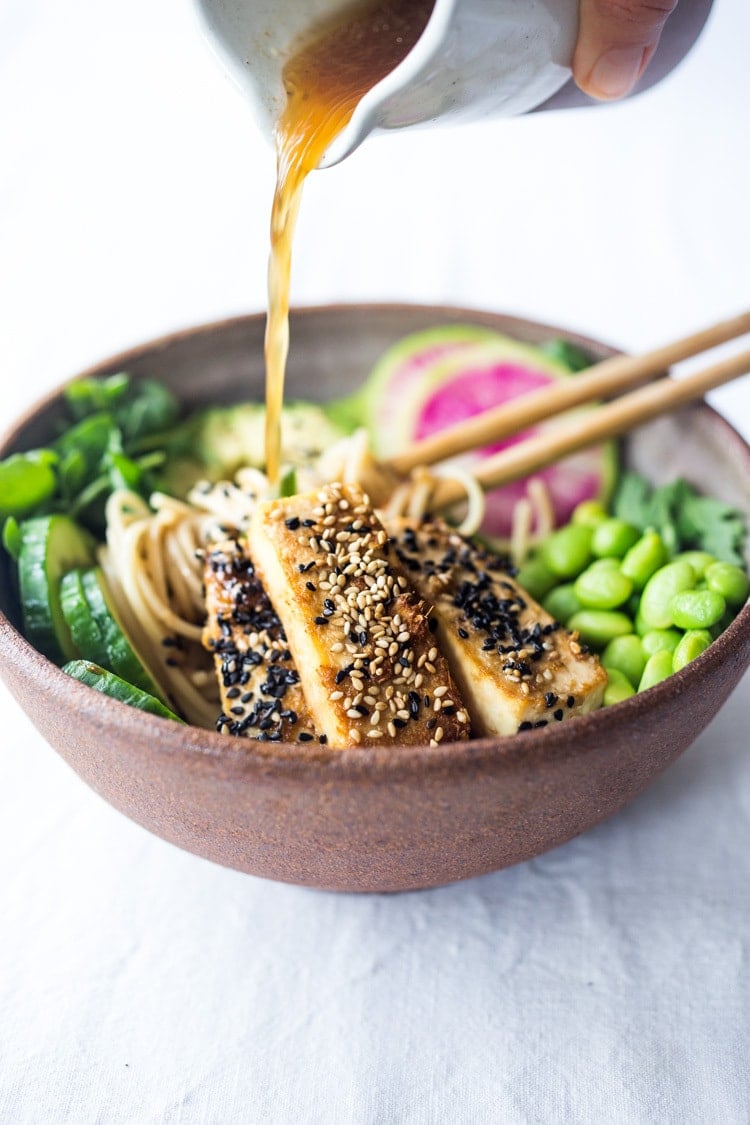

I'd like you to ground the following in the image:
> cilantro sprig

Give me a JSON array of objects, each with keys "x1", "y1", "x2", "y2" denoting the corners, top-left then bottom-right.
[{"x1": 613, "y1": 473, "x2": 747, "y2": 567}]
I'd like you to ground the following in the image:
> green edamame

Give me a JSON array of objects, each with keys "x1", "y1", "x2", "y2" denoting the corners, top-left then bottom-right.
[
  {"x1": 567, "y1": 610, "x2": 633, "y2": 649},
  {"x1": 572, "y1": 500, "x2": 608, "y2": 527},
  {"x1": 639, "y1": 560, "x2": 696, "y2": 629},
  {"x1": 672, "y1": 629, "x2": 712, "y2": 672},
  {"x1": 675, "y1": 551, "x2": 716, "y2": 578},
  {"x1": 604, "y1": 667, "x2": 636, "y2": 706},
  {"x1": 602, "y1": 634, "x2": 646, "y2": 688},
  {"x1": 515, "y1": 556, "x2": 557, "y2": 600},
  {"x1": 543, "y1": 584, "x2": 582, "y2": 625},
  {"x1": 540, "y1": 525, "x2": 593, "y2": 579},
  {"x1": 638, "y1": 650, "x2": 674, "y2": 692},
  {"x1": 641, "y1": 629, "x2": 682, "y2": 656},
  {"x1": 669, "y1": 589, "x2": 726, "y2": 630},
  {"x1": 705, "y1": 562, "x2": 749, "y2": 606},
  {"x1": 591, "y1": 518, "x2": 640, "y2": 559},
  {"x1": 574, "y1": 565, "x2": 633, "y2": 610},
  {"x1": 620, "y1": 531, "x2": 667, "y2": 590}
]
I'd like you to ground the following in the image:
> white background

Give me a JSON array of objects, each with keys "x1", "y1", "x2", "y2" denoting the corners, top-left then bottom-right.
[{"x1": 1, "y1": 0, "x2": 749, "y2": 1122}]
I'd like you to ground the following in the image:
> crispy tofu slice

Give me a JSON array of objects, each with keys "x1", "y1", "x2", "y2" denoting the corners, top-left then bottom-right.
[
  {"x1": 383, "y1": 518, "x2": 607, "y2": 736},
  {"x1": 202, "y1": 538, "x2": 318, "y2": 743},
  {"x1": 247, "y1": 483, "x2": 470, "y2": 749}
]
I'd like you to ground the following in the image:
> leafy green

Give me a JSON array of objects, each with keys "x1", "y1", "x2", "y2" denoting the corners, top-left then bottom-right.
[
  {"x1": 0, "y1": 453, "x2": 58, "y2": 517},
  {"x1": 541, "y1": 338, "x2": 593, "y2": 373},
  {"x1": 0, "y1": 373, "x2": 183, "y2": 543},
  {"x1": 2, "y1": 517, "x2": 22, "y2": 560},
  {"x1": 613, "y1": 472, "x2": 747, "y2": 567}
]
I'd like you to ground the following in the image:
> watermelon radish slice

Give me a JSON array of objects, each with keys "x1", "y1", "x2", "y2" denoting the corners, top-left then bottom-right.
[
  {"x1": 367, "y1": 334, "x2": 617, "y2": 539},
  {"x1": 362, "y1": 325, "x2": 498, "y2": 442}
]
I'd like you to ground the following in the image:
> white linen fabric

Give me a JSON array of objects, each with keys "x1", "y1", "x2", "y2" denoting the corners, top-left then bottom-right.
[{"x1": 1, "y1": 0, "x2": 748, "y2": 1122}]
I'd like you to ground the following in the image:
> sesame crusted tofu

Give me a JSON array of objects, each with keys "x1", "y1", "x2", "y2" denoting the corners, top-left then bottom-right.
[
  {"x1": 383, "y1": 519, "x2": 607, "y2": 736},
  {"x1": 202, "y1": 538, "x2": 318, "y2": 743},
  {"x1": 247, "y1": 483, "x2": 470, "y2": 749}
]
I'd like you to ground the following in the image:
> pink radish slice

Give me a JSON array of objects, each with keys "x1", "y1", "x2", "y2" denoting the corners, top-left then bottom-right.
[
  {"x1": 368, "y1": 337, "x2": 616, "y2": 537},
  {"x1": 364, "y1": 325, "x2": 498, "y2": 444}
]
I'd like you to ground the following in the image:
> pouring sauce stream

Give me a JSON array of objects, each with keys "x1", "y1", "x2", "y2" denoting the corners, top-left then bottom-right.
[{"x1": 265, "y1": 0, "x2": 435, "y2": 484}]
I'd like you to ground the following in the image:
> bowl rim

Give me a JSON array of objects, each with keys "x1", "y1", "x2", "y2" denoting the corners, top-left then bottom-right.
[{"x1": 1, "y1": 303, "x2": 749, "y2": 781}]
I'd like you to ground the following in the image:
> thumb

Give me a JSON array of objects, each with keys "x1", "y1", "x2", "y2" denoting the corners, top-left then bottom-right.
[{"x1": 573, "y1": 0, "x2": 678, "y2": 100}]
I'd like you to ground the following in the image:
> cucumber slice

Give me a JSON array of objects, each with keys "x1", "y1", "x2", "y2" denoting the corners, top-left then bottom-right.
[
  {"x1": 60, "y1": 568, "x2": 111, "y2": 671},
  {"x1": 18, "y1": 515, "x2": 96, "y2": 662},
  {"x1": 72, "y1": 567, "x2": 165, "y2": 699},
  {"x1": 62, "y1": 660, "x2": 182, "y2": 721}
]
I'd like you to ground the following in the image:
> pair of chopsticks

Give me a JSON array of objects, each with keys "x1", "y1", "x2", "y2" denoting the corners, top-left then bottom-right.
[{"x1": 385, "y1": 311, "x2": 750, "y2": 510}]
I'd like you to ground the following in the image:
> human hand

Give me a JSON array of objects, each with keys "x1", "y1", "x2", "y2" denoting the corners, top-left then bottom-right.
[{"x1": 573, "y1": 0, "x2": 679, "y2": 100}]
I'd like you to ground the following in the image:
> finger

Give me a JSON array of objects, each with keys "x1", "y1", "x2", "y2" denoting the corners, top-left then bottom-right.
[{"x1": 573, "y1": 0, "x2": 678, "y2": 100}]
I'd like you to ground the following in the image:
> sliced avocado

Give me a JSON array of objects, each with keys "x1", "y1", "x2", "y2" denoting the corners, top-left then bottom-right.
[{"x1": 193, "y1": 402, "x2": 347, "y2": 478}]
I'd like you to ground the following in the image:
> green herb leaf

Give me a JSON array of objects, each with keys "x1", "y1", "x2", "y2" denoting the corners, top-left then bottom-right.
[
  {"x1": 613, "y1": 471, "x2": 747, "y2": 567},
  {"x1": 2, "y1": 516, "x2": 22, "y2": 560},
  {"x1": 540, "y1": 339, "x2": 593, "y2": 373},
  {"x1": 0, "y1": 453, "x2": 58, "y2": 517}
]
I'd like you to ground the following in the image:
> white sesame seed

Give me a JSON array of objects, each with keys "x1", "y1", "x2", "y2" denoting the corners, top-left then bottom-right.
[
  {"x1": 433, "y1": 686, "x2": 448, "y2": 698},
  {"x1": 434, "y1": 726, "x2": 444, "y2": 743},
  {"x1": 387, "y1": 721, "x2": 397, "y2": 738}
]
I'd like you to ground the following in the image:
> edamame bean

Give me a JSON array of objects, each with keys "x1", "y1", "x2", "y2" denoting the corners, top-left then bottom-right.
[
  {"x1": 620, "y1": 531, "x2": 667, "y2": 590},
  {"x1": 639, "y1": 560, "x2": 696, "y2": 629},
  {"x1": 515, "y1": 556, "x2": 557, "y2": 600},
  {"x1": 641, "y1": 629, "x2": 682, "y2": 656},
  {"x1": 672, "y1": 629, "x2": 712, "y2": 672},
  {"x1": 705, "y1": 561, "x2": 749, "y2": 606},
  {"x1": 669, "y1": 589, "x2": 726, "y2": 630},
  {"x1": 675, "y1": 551, "x2": 716, "y2": 578},
  {"x1": 540, "y1": 525, "x2": 593, "y2": 579},
  {"x1": 567, "y1": 610, "x2": 633, "y2": 649},
  {"x1": 591, "y1": 518, "x2": 640, "y2": 559},
  {"x1": 574, "y1": 565, "x2": 633, "y2": 609},
  {"x1": 572, "y1": 500, "x2": 608, "y2": 527},
  {"x1": 543, "y1": 584, "x2": 582, "y2": 624},
  {"x1": 604, "y1": 667, "x2": 636, "y2": 706},
  {"x1": 638, "y1": 650, "x2": 674, "y2": 692},
  {"x1": 602, "y1": 635, "x2": 646, "y2": 687}
]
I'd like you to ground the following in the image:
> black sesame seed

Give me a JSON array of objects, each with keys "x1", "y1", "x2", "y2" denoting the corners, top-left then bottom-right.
[
  {"x1": 392, "y1": 718, "x2": 407, "y2": 729},
  {"x1": 298, "y1": 732, "x2": 314, "y2": 741},
  {"x1": 567, "y1": 695, "x2": 575, "y2": 708},
  {"x1": 544, "y1": 692, "x2": 558, "y2": 709},
  {"x1": 314, "y1": 616, "x2": 329, "y2": 626},
  {"x1": 285, "y1": 517, "x2": 300, "y2": 530},
  {"x1": 518, "y1": 721, "x2": 533, "y2": 731},
  {"x1": 319, "y1": 734, "x2": 328, "y2": 744},
  {"x1": 553, "y1": 709, "x2": 564, "y2": 721},
  {"x1": 458, "y1": 627, "x2": 469, "y2": 639},
  {"x1": 226, "y1": 687, "x2": 241, "y2": 700},
  {"x1": 306, "y1": 581, "x2": 316, "y2": 592}
]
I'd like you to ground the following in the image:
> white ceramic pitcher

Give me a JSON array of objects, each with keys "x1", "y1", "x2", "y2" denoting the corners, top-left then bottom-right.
[{"x1": 193, "y1": 0, "x2": 713, "y2": 168}]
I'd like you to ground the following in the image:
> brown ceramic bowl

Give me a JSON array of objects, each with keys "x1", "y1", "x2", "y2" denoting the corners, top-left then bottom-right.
[{"x1": 1, "y1": 306, "x2": 749, "y2": 892}]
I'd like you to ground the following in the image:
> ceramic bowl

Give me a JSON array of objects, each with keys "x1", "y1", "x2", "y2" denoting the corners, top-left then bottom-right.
[{"x1": 1, "y1": 306, "x2": 748, "y2": 892}]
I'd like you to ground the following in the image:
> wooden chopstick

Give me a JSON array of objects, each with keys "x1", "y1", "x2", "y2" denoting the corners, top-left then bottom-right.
[
  {"x1": 388, "y1": 310, "x2": 750, "y2": 474},
  {"x1": 429, "y1": 346, "x2": 750, "y2": 510}
]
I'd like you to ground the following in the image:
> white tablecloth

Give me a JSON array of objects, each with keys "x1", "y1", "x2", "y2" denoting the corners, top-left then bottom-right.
[{"x1": 1, "y1": 1, "x2": 748, "y2": 1121}]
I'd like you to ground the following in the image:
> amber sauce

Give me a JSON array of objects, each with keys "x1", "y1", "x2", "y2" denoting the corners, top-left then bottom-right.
[{"x1": 264, "y1": 0, "x2": 435, "y2": 485}]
